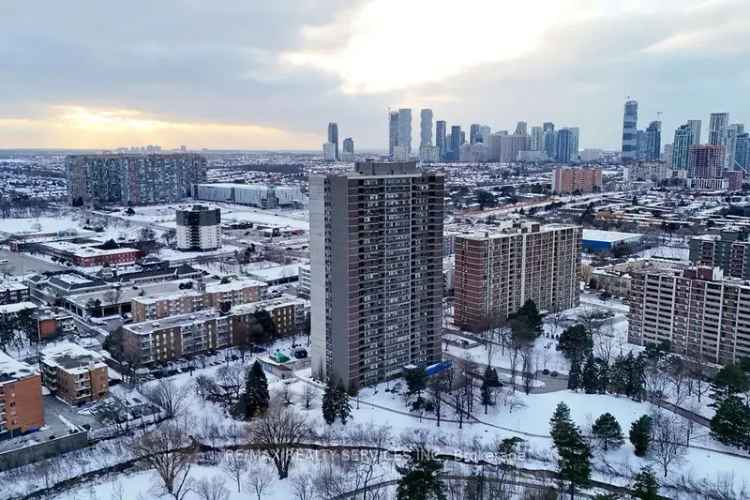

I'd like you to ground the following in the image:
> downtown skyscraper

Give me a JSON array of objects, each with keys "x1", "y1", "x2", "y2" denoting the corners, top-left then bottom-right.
[
  {"x1": 388, "y1": 108, "x2": 412, "y2": 160},
  {"x1": 309, "y1": 160, "x2": 444, "y2": 389},
  {"x1": 420, "y1": 109, "x2": 433, "y2": 147},
  {"x1": 621, "y1": 99, "x2": 638, "y2": 161},
  {"x1": 327, "y1": 122, "x2": 339, "y2": 161},
  {"x1": 672, "y1": 122, "x2": 699, "y2": 171},
  {"x1": 644, "y1": 120, "x2": 661, "y2": 161},
  {"x1": 436, "y1": 120, "x2": 447, "y2": 160}
]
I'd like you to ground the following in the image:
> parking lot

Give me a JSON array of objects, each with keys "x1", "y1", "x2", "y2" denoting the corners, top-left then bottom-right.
[{"x1": 0, "y1": 249, "x2": 66, "y2": 275}]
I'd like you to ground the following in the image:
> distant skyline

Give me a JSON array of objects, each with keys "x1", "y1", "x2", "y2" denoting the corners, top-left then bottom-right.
[{"x1": 1, "y1": 1, "x2": 748, "y2": 150}]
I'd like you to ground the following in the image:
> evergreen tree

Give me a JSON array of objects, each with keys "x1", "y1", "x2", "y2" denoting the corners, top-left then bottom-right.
[
  {"x1": 244, "y1": 361, "x2": 269, "y2": 419},
  {"x1": 404, "y1": 366, "x2": 428, "y2": 402},
  {"x1": 710, "y1": 396, "x2": 750, "y2": 450},
  {"x1": 631, "y1": 466, "x2": 659, "y2": 500},
  {"x1": 485, "y1": 367, "x2": 501, "y2": 388},
  {"x1": 557, "y1": 325, "x2": 593, "y2": 361},
  {"x1": 395, "y1": 447, "x2": 446, "y2": 500},
  {"x1": 568, "y1": 358, "x2": 581, "y2": 391},
  {"x1": 591, "y1": 413, "x2": 624, "y2": 451},
  {"x1": 582, "y1": 355, "x2": 599, "y2": 394},
  {"x1": 516, "y1": 300, "x2": 544, "y2": 338},
  {"x1": 627, "y1": 353, "x2": 646, "y2": 401},
  {"x1": 550, "y1": 402, "x2": 591, "y2": 500},
  {"x1": 336, "y1": 380, "x2": 352, "y2": 425},
  {"x1": 595, "y1": 358, "x2": 609, "y2": 394},
  {"x1": 550, "y1": 402, "x2": 574, "y2": 444},
  {"x1": 711, "y1": 363, "x2": 750, "y2": 404},
  {"x1": 480, "y1": 366, "x2": 500, "y2": 413},
  {"x1": 322, "y1": 377, "x2": 338, "y2": 425},
  {"x1": 608, "y1": 355, "x2": 629, "y2": 395},
  {"x1": 629, "y1": 415, "x2": 652, "y2": 457}
]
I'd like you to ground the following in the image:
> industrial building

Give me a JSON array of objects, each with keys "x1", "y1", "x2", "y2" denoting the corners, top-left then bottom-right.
[
  {"x1": 194, "y1": 183, "x2": 304, "y2": 208},
  {"x1": 581, "y1": 229, "x2": 642, "y2": 252}
]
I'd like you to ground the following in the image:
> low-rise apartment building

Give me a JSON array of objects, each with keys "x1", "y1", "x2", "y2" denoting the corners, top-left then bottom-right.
[
  {"x1": 40, "y1": 341, "x2": 109, "y2": 405},
  {"x1": 130, "y1": 278, "x2": 267, "y2": 321},
  {"x1": 628, "y1": 266, "x2": 750, "y2": 364},
  {"x1": 231, "y1": 298, "x2": 307, "y2": 339},
  {"x1": 454, "y1": 222, "x2": 581, "y2": 332},
  {"x1": 121, "y1": 298, "x2": 306, "y2": 364},
  {"x1": 121, "y1": 310, "x2": 234, "y2": 364},
  {"x1": 0, "y1": 352, "x2": 44, "y2": 435},
  {"x1": 0, "y1": 281, "x2": 30, "y2": 305}
]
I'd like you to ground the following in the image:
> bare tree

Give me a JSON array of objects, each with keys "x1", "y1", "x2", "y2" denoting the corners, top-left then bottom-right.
[
  {"x1": 427, "y1": 374, "x2": 448, "y2": 427},
  {"x1": 302, "y1": 383, "x2": 315, "y2": 410},
  {"x1": 292, "y1": 472, "x2": 316, "y2": 500},
  {"x1": 650, "y1": 411, "x2": 686, "y2": 478},
  {"x1": 144, "y1": 379, "x2": 192, "y2": 418},
  {"x1": 216, "y1": 364, "x2": 244, "y2": 404},
  {"x1": 246, "y1": 462, "x2": 275, "y2": 500},
  {"x1": 32, "y1": 458, "x2": 62, "y2": 490},
  {"x1": 520, "y1": 346, "x2": 535, "y2": 395},
  {"x1": 130, "y1": 421, "x2": 194, "y2": 500},
  {"x1": 248, "y1": 404, "x2": 311, "y2": 479},
  {"x1": 194, "y1": 476, "x2": 230, "y2": 500},
  {"x1": 221, "y1": 450, "x2": 247, "y2": 493},
  {"x1": 593, "y1": 320, "x2": 619, "y2": 365}
]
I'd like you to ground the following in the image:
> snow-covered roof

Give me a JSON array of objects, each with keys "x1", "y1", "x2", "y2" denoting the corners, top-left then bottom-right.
[
  {"x1": 40, "y1": 340, "x2": 106, "y2": 374},
  {"x1": 582, "y1": 229, "x2": 643, "y2": 243},
  {"x1": 0, "y1": 301, "x2": 37, "y2": 315},
  {"x1": 0, "y1": 350, "x2": 38, "y2": 382},
  {"x1": 246, "y1": 264, "x2": 300, "y2": 282},
  {"x1": 205, "y1": 278, "x2": 267, "y2": 294}
]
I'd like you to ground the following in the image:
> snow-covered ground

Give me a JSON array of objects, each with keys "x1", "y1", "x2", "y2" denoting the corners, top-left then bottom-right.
[
  {"x1": 120, "y1": 203, "x2": 309, "y2": 231},
  {"x1": 636, "y1": 245, "x2": 690, "y2": 262}
]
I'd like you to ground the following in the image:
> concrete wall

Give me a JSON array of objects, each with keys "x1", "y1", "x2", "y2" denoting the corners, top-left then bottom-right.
[{"x1": 0, "y1": 431, "x2": 89, "y2": 471}]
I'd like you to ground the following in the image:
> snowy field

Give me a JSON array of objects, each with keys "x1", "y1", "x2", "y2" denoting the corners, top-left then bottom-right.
[
  {"x1": 635, "y1": 245, "x2": 690, "y2": 262},
  {"x1": 0, "y1": 215, "x2": 83, "y2": 236},
  {"x1": 120, "y1": 203, "x2": 309, "y2": 231}
]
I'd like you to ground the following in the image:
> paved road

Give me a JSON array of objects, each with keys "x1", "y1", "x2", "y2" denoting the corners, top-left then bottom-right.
[{"x1": 0, "y1": 248, "x2": 66, "y2": 275}]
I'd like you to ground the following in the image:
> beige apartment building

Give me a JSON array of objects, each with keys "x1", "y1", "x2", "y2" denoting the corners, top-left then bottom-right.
[
  {"x1": 454, "y1": 223, "x2": 582, "y2": 332},
  {"x1": 122, "y1": 298, "x2": 305, "y2": 364},
  {"x1": 628, "y1": 266, "x2": 750, "y2": 364},
  {"x1": 130, "y1": 278, "x2": 266, "y2": 321}
]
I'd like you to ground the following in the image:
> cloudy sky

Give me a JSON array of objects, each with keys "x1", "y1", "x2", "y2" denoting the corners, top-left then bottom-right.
[{"x1": 1, "y1": 0, "x2": 747, "y2": 150}]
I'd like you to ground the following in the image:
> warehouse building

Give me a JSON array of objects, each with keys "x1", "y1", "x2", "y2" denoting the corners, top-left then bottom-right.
[{"x1": 581, "y1": 229, "x2": 642, "y2": 252}]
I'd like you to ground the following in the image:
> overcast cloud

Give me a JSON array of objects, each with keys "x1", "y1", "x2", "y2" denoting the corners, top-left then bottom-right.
[{"x1": 0, "y1": 0, "x2": 747, "y2": 150}]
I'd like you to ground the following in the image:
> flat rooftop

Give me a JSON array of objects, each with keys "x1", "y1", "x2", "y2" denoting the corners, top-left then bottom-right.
[
  {"x1": 457, "y1": 223, "x2": 580, "y2": 241},
  {"x1": 67, "y1": 278, "x2": 218, "y2": 307},
  {"x1": 41, "y1": 340, "x2": 106, "y2": 374},
  {"x1": 582, "y1": 229, "x2": 643, "y2": 243},
  {"x1": 123, "y1": 309, "x2": 222, "y2": 335},
  {"x1": 0, "y1": 350, "x2": 37, "y2": 383},
  {"x1": 0, "y1": 301, "x2": 37, "y2": 315}
]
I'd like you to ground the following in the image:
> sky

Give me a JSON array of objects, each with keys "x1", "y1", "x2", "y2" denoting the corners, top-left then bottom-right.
[{"x1": 0, "y1": 0, "x2": 748, "y2": 151}]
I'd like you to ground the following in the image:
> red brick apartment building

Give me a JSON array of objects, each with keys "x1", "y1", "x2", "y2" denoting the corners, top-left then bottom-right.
[
  {"x1": 40, "y1": 341, "x2": 109, "y2": 405},
  {"x1": 551, "y1": 167, "x2": 603, "y2": 194},
  {"x1": 0, "y1": 352, "x2": 44, "y2": 435},
  {"x1": 454, "y1": 223, "x2": 582, "y2": 332}
]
